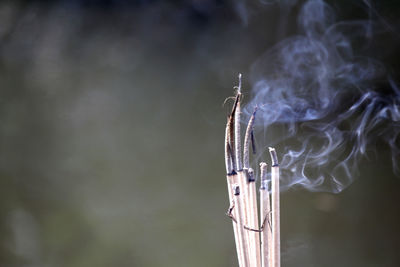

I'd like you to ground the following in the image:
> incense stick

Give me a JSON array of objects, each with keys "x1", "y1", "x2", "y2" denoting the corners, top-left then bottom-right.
[
  {"x1": 225, "y1": 155, "x2": 243, "y2": 266},
  {"x1": 224, "y1": 76, "x2": 282, "y2": 267},
  {"x1": 246, "y1": 168, "x2": 261, "y2": 267},
  {"x1": 235, "y1": 79, "x2": 262, "y2": 266},
  {"x1": 260, "y1": 162, "x2": 271, "y2": 267},
  {"x1": 227, "y1": 174, "x2": 245, "y2": 267},
  {"x1": 232, "y1": 184, "x2": 250, "y2": 267},
  {"x1": 233, "y1": 75, "x2": 248, "y2": 264},
  {"x1": 232, "y1": 78, "x2": 257, "y2": 266},
  {"x1": 269, "y1": 147, "x2": 280, "y2": 267},
  {"x1": 236, "y1": 170, "x2": 252, "y2": 267},
  {"x1": 225, "y1": 95, "x2": 247, "y2": 266},
  {"x1": 244, "y1": 112, "x2": 260, "y2": 266},
  {"x1": 242, "y1": 106, "x2": 261, "y2": 266}
]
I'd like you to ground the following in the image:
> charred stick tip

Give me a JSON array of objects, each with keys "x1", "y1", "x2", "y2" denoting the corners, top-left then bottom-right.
[
  {"x1": 226, "y1": 141, "x2": 236, "y2": 175},
  {"x1": 269, "y1": 147, "x2": 279, "y2": 167},
  {"x1": 227, "y1": 96, "x2": 239, "y2": 170},
  {"x1": 251, "y1": 130, "x2": 256, "y2": 155},
  {"x1": 252, "y1": 105, "x2": 258, "y2": 115},
  {"x1": 250, "y1": 108, "x2": 257, "y2": 156},
  {"x1": 247, "y1": 168, "x2": 255, "y2": 182},
  {"x1": 227, "y1": 116, "x2": 237, "y2": 172},
  {"x1": 228, "y1": 142, "x2": 237, "y2": 172},
  {"x1": 230, "y1": 94, "x2": 240, "y2": 118},
  {"x1": 232, "y1": 184, "x2": 240, "y2": 196}
]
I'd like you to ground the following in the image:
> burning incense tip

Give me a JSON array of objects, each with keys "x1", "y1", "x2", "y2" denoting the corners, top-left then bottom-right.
[{"x1": 269, "y1": 147, "x2": 279, "y2": 167}]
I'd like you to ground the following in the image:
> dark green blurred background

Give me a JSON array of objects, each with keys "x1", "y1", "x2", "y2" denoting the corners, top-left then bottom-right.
[{"x1": 0, "y1": 0, "x2": 399, "y2": 266}]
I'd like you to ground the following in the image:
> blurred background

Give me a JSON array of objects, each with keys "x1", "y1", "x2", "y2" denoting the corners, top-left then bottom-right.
[{"x1": 0, "y1": 0, "x2": 399, "y2": 266}]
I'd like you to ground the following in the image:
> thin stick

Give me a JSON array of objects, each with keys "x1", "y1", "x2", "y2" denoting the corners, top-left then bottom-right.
[
  {"x1": 269, "y1": 147, "x2": 280, "y2": 267},
  {"x1": 232, "y1": 78, "x2": 254, "y2": 266},
  {"x1": 225, "y1": 96, "x2": 246, "y2": 266},
  {"x1": 236, "y1": 170, "x2": 251, "y2": 267},
  {"x1": 232, "y1": 184, "x2": 250, "y2": 267},
  {"x1": 242, "y1": 106, "x2": 260, "y2": 266},
  {"x1": 260, "y1": 162, "x2": 271, "y2": 267},
  {"x1": 245, "y1": 168, "x2": 261, "y2": 267},
  {"x1": 227, "y1": 173, "x2": 245, "y2": 266}
]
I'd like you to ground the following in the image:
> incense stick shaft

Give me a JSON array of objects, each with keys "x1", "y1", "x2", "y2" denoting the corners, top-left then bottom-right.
[
  {"x1": 237, "y1": 171, "x2": 252, "y2": 266},
  {"x1": 245, "y1": 169, "x2": 261, "y2": 267},
  {"x1": 225, "y1": 112, "x2": 242, "y2": 265},
  {"x1": 271, "y1": 166, "x2": 280, "y2": 267},
  {"x1": 268, "y1": 147, "x2": 280, "y2": 267},
  {"x1": 260, "y1": 163, "x2": 271, "y2": 267},
  {"x1": 233, "y1": 185, "x2": 250, "y2": 267},
  {"x1": 226, "y1": 175, "x2": 244, "y2": 266},
  {"x1": 260, "y1": 189, "x2": 271, "y2": 267}
]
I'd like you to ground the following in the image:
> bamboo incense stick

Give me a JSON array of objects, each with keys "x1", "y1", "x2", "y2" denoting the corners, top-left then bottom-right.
[
  {"x1": 225, "y1": 94, "x2": 248, "y2": 267},
  {"x1": 260, "y1": 162, "x2": 271, "y2": 267},
  {"x1": 246, "y1": 168, "x2": 261, "y2": 267},
  {"x1": 224, "y1": 76, "x2": 282, "y2": 267},
  {"x1": 243, "y1": 106, "x2": 261, "y2": 266},
  {"x1": 225, "y1": 120, "x2": 243, "y2": 266},
  {"x1": 232, "y1": 77, "x2": 255, "y2": 266},
  {"x1": 237, "y1": 171, "x2": 252, "y2": 267},
  {"x1": 235, "y1": 80, "x2": 261, "y2": 266},
  {"x1": 269, "y1": 147, "x2": 280, "y2": 267},
  {"x1": 232, "y1": 184, "x2": 250, "y2": 267},
  {"x1": 227, "y1": 177, "x2": 244, "y2": 267},
  {"x1": 233, "y1": 75, "x2": 246, "y2": 250},
  {"x1": 237, "y1": 172, "x2": 252, "y2": 265}
]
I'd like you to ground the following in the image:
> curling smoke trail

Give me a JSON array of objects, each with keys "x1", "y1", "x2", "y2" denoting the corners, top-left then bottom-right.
[{"x1": 244, "y1": 0, "x2": 400, "y2": 193}]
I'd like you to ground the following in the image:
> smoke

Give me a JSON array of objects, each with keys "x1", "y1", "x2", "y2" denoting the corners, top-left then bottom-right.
[{"x1": 244, "y1": 0, "x2": 400, "y2": 193}]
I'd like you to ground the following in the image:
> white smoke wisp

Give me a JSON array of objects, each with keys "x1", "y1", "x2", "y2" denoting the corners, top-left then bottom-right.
[{"x1": 244, "y1": 0, "x2": 400, "y2": 193}]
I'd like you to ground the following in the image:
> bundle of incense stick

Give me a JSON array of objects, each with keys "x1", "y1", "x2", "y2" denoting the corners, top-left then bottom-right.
[{"x1": 225, "y1": 75, "x2": 280, "y2": 267}]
